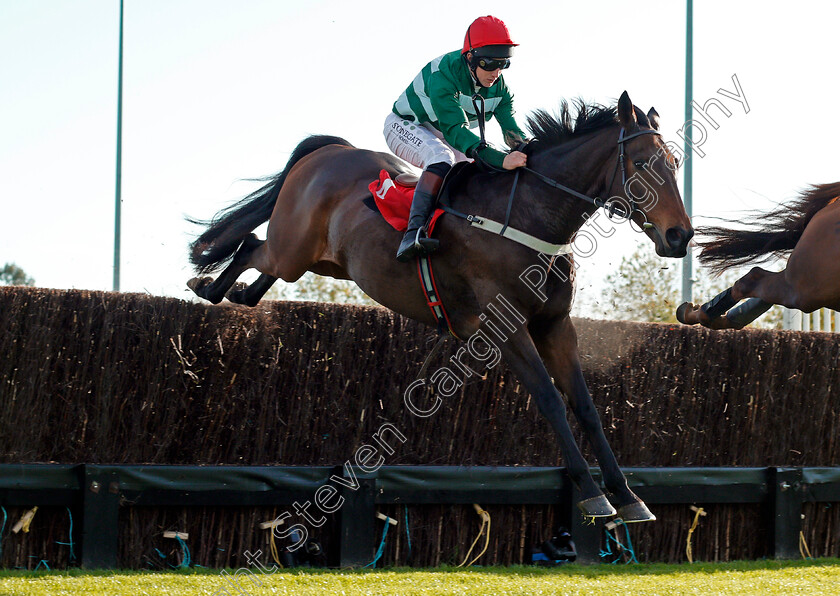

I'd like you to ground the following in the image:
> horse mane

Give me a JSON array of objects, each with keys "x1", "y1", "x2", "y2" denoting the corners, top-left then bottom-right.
[
  {"x1": 699, "y1": 182, "x2": 840, "y2": 274},
  {"x1": 527, "y1": 99, "x2": 647, "y2": 148}
]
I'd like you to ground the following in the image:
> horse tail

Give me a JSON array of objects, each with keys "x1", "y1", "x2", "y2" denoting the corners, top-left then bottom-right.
[
  {"x1": 188, "y1": 135, "x2": 354, "y2": 274},
  {"x1": 698, "y1": 182, "x2": 840, "y2": 274}
]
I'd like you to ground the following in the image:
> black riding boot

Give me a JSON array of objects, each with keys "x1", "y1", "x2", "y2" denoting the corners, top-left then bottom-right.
[{"x1": 395, "y1": 166, "x2": 446, "y2": 262}]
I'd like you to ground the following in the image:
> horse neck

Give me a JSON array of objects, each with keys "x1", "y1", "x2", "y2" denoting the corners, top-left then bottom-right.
[{"x1": 524, "y1": 127, "x2": 619, "y2": 243}]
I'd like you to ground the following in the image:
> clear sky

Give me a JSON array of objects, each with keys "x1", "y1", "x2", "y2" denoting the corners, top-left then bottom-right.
[{"x1": 2, "y1": 1, "x2": 838, "y2": 305}]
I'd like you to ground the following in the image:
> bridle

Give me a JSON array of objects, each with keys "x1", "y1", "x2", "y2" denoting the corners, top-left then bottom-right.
[
  {"x1": 469, "y1": 93, "x2": 662, "y2": 232},
  {"x1": 437, "y1": 122, "x2": 667, "y2": 256},
  {"x1": 520, "y1": 127, "x2": 662, "y2": 225},
  {"x1": 612, "y1": 128, "x2": 663, "y2": 195}
]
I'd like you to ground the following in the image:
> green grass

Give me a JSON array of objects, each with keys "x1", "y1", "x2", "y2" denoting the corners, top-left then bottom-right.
[{"x1": 0, "y1": 559, "x2": 838, "y2": 595}]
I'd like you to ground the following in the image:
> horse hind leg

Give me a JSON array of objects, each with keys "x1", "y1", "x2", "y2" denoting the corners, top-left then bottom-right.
[
  {"x1": 225, "y1": 273, "x2": 278, "y2": 307},
  {"x1": 187, "y1": 233, "x2": 263, "y2": 304}
]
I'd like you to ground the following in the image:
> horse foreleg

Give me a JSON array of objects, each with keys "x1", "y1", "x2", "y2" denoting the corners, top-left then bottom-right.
[
  {"x1": 532, "y1": 317, "x2": 654, "y2": 523},
  {"x1": 735, "y1": 265, "x2": 839, "y2": 313},
  {"x1": 676, "y1": 300, "x2": 738, "y2": 329},
  {"x1": 187, "y1": 234, "x2": 263, "y2": 304},
  {"x1": 722, "y1": 298, "x2": 774, "y2": 329},
  {"x1": 678, "y1": 296, "x2": 772, "y2": 330},
  {"x1": 677, "y1": 267, "x2": 792, "y2": 329},
  {"x1": 499, "y1": 326, "x2": 615, "y2": 518}
]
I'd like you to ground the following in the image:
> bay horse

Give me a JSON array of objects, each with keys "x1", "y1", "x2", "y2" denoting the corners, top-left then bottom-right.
[
  {"x1": 187, "y1": 91, "x2": 692, "y2": 522},
  {"x1": 677, "y1": 182, "x2": 840, "y2": 329}
]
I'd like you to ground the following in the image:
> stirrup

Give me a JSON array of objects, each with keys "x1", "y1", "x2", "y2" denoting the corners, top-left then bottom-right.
[
  {"x1": 414, "y1": 228, "x2": 440, "y2": 252},
  {"x1": 397, "y1": 228, "x2": 439, "y2": 262},
  {"x1": 413, "y1": 228, "x2": 440, "y2": 252}
]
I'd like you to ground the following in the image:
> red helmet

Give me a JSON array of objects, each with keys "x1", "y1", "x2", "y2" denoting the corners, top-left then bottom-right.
[{"x1": 462, "y1": 16, "x2": 518, "y2": 57}]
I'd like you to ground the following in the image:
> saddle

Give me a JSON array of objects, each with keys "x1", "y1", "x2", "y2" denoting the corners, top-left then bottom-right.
[
  {"x1": 394, "y1": 172, "x2": 419, "y2": 187},
  {"x1": 364, "y1": 163, "x2": 476, "y2": 337},
  {"x1": 364, "y1": 161, "x2": 473, "y2": 233}
]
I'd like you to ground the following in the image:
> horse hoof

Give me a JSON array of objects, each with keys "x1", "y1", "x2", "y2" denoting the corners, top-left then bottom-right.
[
  {"x1": 577, "y1": 495, "x2": 617, "y2": 518},
  {"x1": 187, "y1": 276, "x2": 208, "y2": 292},
  {"x1": 676, "y1": 302, "x2": 695, "y2": 325},
  {"x1": 616, "y1": 501, "x2": 656, "y2": 523},
  {"x1": 187, "y1": 276, "x2": 222, "y2": 304}
]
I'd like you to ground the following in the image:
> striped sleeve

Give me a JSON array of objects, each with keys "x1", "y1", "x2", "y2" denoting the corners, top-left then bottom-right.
[{"x1": 492, "y1": 79, "x2": 527, "y2": 148}]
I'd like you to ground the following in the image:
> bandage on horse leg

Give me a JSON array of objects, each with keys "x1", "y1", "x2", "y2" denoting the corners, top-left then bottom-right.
[
  {"x1": 724, "y1": 298, "x2": 773, "y2": 329},
  {"x1": 700, "y1": 287, "x2": 737, "y2": 319}
]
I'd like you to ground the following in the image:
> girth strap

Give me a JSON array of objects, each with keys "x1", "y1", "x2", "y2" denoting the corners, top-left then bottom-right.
[
  {"x1": 440, "y1": 204, "x2": 573, "y2": 256},
  {"x1": 417, "y1": 255, "x2": 460, "y2": 338}
]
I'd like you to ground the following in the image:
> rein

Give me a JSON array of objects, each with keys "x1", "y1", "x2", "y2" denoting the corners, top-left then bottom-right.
[
  {"x1": 521, "y1": 127, "x2": 661, "y2": 224},
  {"x1": 449, "y1": 97, "x2": 662, "y2": 253},
  {"x1": 468, "y1": 92, "x2": 660, "y2": 224}
]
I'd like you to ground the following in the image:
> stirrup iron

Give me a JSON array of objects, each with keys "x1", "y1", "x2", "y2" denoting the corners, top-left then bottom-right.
[{"x1": 414, "y1": 228, "x2": 439, "y2": 252}]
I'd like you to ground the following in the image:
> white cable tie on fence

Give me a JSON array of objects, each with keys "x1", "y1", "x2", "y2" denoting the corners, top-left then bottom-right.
[
  {"x1": 11, "y1": 507, "x2": 38, "y2": 534},
  {"x1": 376, "y1": 512, "x2": 398, "y2": 526},
  {"x1": 259, "y1": 518, "x2": 286, "y2": 530},
  {"x1": 163, "y1": 531, "x2": 189, "y2": 540}
]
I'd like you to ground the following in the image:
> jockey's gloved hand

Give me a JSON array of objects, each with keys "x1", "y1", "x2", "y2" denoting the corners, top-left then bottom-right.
[{"x1": 502, "y1": 150, "x2": 527, "y2": 170}]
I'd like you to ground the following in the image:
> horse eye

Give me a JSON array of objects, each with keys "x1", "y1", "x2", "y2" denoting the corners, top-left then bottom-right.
[{"x1": 633, "y1": 160, "x2": 646, "y2": 168}]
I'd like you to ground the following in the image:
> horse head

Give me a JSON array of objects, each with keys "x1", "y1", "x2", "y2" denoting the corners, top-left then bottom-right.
[{"x1": 610, "y1": 91, "x2": 693, "y2": 258}]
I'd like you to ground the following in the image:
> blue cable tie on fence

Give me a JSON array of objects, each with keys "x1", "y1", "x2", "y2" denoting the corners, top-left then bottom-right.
[
  {"x1": 175, "y1": 535, "x2": 191, "y2": 568},
  {"x1": 0, "y1": 506, "x2": 7, "y2": 560},
  {"x1": 599, "y1": 520, "x2": 638, "y2": 564},
  {"x1": 364, "y1": 521, "x2": 390, "y2": 568},
  {"x1": 404, "y1": 506, "x2": 411, "y2": 556},
  {"x1": 622, "y1": 528, "x2": 638, "y2": 564},
  {"x1": 29, "y1": 556, "x2": 50, "y2": 571},
  {"x1": 54, "y1": 507, "x2": 76, "y2": 563}
]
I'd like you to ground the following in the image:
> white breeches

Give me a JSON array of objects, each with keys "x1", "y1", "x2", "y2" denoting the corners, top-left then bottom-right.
[{"x1": 383, "y1": 112, "x2": 469, "y2": 169}]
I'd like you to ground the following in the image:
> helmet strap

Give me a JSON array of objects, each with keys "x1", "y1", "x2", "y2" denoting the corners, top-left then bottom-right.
[{"x1": 463, "y1": 53, "x2": 485, "y2": 88}]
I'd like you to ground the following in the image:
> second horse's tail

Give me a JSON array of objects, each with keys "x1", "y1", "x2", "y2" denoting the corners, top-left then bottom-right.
[
  {"x1": 187, "y1": 135, "x2": 353, "y2": 274},
  {"x1": 699, "y1": 182, "x2": 840, "y2": 274}
]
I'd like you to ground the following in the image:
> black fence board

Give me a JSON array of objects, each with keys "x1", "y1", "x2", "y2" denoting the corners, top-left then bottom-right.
[{"x1": 0, "y1": 463, "x2": 838, "y2": 567}]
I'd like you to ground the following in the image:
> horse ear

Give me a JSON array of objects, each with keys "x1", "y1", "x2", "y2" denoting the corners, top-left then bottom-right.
[
  {"x1": 647, "y1": 107, "x2": 661, "y2": 130},
  {"x1": 634, "y1": 106, "x2": 650, "y2": 128},
  {"x1": 617, "y1": 91, "x2": 637, "y2": 129}
]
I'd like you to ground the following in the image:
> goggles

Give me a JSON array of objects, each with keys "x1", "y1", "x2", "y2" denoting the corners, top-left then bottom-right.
[{"x1": 474, "y1": 56, "x2": 510, "y2": 71}]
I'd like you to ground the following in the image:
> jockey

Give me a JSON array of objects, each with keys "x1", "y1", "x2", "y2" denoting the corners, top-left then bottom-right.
[{"x1": 384, "y1": 15, "x2": 529, "y2": 262}]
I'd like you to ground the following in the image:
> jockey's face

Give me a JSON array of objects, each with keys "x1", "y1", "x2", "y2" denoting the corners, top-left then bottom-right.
[
  {"x1": 466, "y1": 52, "x2": 505, "y2": 88},
  {"x1": 475, "y1": 64, "x2": 502, "y2": 87}
]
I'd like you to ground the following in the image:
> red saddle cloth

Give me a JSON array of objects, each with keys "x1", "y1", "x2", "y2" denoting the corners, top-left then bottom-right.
[{"x1": 368, "y1": 170, "x2": 445, "y2": 233}]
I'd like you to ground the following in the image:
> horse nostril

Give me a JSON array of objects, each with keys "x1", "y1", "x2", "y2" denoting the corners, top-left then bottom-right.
[{"x1": 665, "y1": 227, "x2": 686, "y2": 249}]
